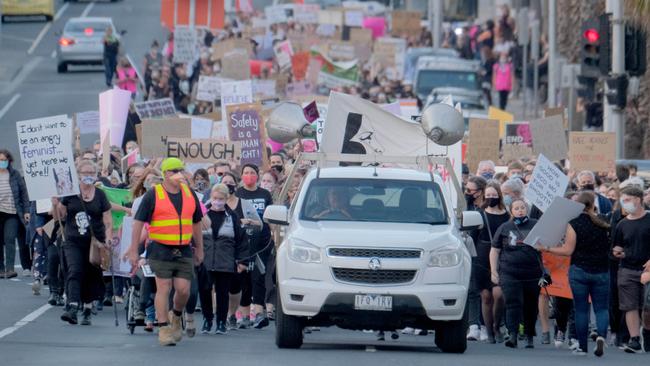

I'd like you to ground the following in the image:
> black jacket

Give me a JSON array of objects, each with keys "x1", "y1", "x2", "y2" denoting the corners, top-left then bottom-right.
[
  {"x1": 203, "y1": 206, "x2": 249, "y2": 273},
  {"x1": 6, "y1": 167, "x2": 29, "y2": 225}
]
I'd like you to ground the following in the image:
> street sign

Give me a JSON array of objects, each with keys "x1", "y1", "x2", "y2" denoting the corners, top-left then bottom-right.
[{"x1": 517, "y1": 7, "x2": 530, "y2": 45}]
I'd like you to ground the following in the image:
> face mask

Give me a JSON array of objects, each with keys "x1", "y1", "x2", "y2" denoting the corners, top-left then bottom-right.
[
  {"x1": 503, "y1": 195, "x2": 513, "y2": 208},
  {"x1": 465, "y1": 193, "x2": 476, "y2": 205},
  {"x1": 261, "y1": 182, "x2": 275, "y2": 192},
  {"x1": 209, "y1": 175, "x2": 216, "y2": 186},
  {"x1": 0, "y1": 161, "x2": 8, "y2": 169},
  {"x1": 272, "y1": 165, "x2": 284, "y2": 174},
  {"x1": 211, "y1": 199, "x2": 226, "y2": 210},
  {"x1": 195, "y1": 181, "x2": 207, "y2": 192},
  {"x1": 486, "y1": 197, "x2": 500, "y2": 208},
  {"x1": 513, "y1": 216, "x2": 529, "y2": 225},
  {"x1": 242, "y1": 175, "x2": 257, "y2": 187},
  {"x1": 581, "y1": 184, "x2": 595, "y2": 191},
  {"x1": 621, "y1": 200, "x2": 636, "y2": 213},
  {"x1": 481, "y1": 172, "x2": 494, "y2": 180},
  {"x1": 81, "y1": 176, "x2": 95, "y2": 185}
]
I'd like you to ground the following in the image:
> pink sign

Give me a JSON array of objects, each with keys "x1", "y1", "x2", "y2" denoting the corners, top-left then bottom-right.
[
  {"x1": 267, "y1": 139, "x2": 284, "y2": 154},
  {"x1": 99, "y1": 88, "x2": 132, "y2": 148},
  {"x1": 362, "y1": 17, "x2": 386, "y2": 39}
]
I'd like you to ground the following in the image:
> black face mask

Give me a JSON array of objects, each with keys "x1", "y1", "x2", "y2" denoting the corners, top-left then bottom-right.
[
  {"x1": 580, "y1": 184, "x2": 595, "y2": 191},
  {"x1": 486, "y1": 197, "x2": 500, "y2": 208},
  {"x1": 272, "y1": 165, "x2": 284, "y2": 174},
  {"x1": 465, "y1": 194, "x2": 476, "y2": 206},
  {"x1": 226, "y1": 184, "x2": 237, "y2": 195}
]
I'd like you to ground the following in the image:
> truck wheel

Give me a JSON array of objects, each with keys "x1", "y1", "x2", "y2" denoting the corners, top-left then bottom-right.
[
  {"x1": 57, "y1": 62, "x2": 67, "y2": 73},
  {"x1": 275, "y1": 296, "x2": 303, "y2": 349},
  {"x1": 435, "y1": 307, "x2": 468, "y2": 353}
]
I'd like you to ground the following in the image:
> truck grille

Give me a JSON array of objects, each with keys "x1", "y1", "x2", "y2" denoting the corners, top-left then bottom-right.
[
  {"x1": 328, "y1": 248, "x2": 421, "y2": 259},
  {"x1": 332, "y1": 268, "x2": 417, "y2": 285}
]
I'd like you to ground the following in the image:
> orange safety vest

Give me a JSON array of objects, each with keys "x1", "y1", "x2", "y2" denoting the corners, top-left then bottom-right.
[{"x1": 149, "y1": 183, "x2": 196, "y2": 245}]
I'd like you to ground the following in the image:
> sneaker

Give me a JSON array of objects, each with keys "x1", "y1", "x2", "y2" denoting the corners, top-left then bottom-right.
[
  {"x1": 80, "y1": 308, "x2": 92, "y2": 326},
  {"x1": 467, "y1": 324, "x2": 480, "y2": 341},
  {"x1": 201, "y1": 319, "x2": 213, "y2": 334},
  {"x1": 103, "y1": 297, "x2": 112, "y2": 307},
  {"x1": 505, "y1": 337, "x2": 518, "y2": 349},
  {"x1": 624, "y1": 337, "x2": 643, "y2": 354},
  {"x1": 159, "y1": 326, "x2": 176, "y2": 346},
  {"x1": 590, "y1": 329, "x2": 598, "y2": 342},
  {"x1": 32, "y1": 279, "x2": 41, "y2": 296},
  {"x1": 594, "y1": 336, "x2": 605, "y2": 357},
  {"x1": 568, "y1": 338, "x2": 579, "y2": 350},
  {"x1": 494, "y1": 329, "x2": 505, "y2": 344},
  {"x1": 215, "y1": 321, "x2": 227, "y2": 335},
  {"x1": 480, "y1": 325, "x2": 489, "y2": 342},
  {"x1": 401, "y1": 327, "x2": 415, "y2": 335},
  {"x1": 238, "y1": 317, "x2": 251, "y2": 329},
  {"x1": 61, "y1": 306, "x2": 78, "y2": 325},
  {"x1": 185, "y1": 316, "x2": 196, "y2": 338},
  {"x1": 114, "y1": 296, "x2": 124, "y2": 304},
  {"x1": 22, "y1": 269, "x2": 31, "y2": 277},
  {"x1": 226, "y1": 315, "x2": 238, "y2": 330},
  {"x1": 168, "y1": 311, "x2": 183, "y2": 343},
  {"x1": 377, "y1": 331, "x2": 385, "y2": 341},
  {"x1": 525, "y1": 336, "x2": 534, "y2": 349},
  {"x1": 253, "y1": 313, "x2": 270, "y2": 329},
  {"x1": 133, "y1": 310, "x2": 146, "y2": 321},
  {"x1": 55, "y1": 294, "x2": 65, "y2": 307},
  {"x1": 572, "y1": 348, "x2": 587, "y2": 356},
  {"x1": 48, "y1": 293, "x2": 57, "y2": 306},
  {"x1": 554, "y1": 331, "x2": 565, "y2": 348},
  {"x1": 541, "y1": 332, "x2": 550, "y2": 345}
]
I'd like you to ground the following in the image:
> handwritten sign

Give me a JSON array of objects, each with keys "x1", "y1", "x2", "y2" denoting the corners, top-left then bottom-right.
[
  {"x1": 467, "y1": 119, "x2": 500, "y2": 174},
  {"x1": 529, "y1": 115, "x2": 568, "y2": 162},
  {"x1": 173, "y1": 26, "x2": 197, "y2": 64},
  {"x1": 328, "y1": 42, "x2": 356, "y2": 61},
  {"x1": 273, "y1": 40, "x2": 294, "y2": 70},
  {"x1": 134, "y1": 98, "x2": 176, "y2": 120},
  {"x1": 318, "y1": 10, "x2": 343, "y2": 27},
  {"x1": 502, "y1": 143, "x2": 533, "y2": 163},
  {"x1": 75, "y1": 111, "x2": 100, "y2": 134},
  {"x1": 525, "y1": 154, "x2": 569, "y2": 212},
  {"x1": 140, "y1": 118, "x2": 191, "y2": 158},
  {"x1": 16, "y1": 115, "x2": 79, "y2": 200},
  {"x1": 344, "y1": 10, "x2": 364, "y2": 27},
  {"x1": 166, "y1": 138, "x2": 241, "y2": 164},
  {"x1": 211, "y1": 38, "x2": 252, "y2": 62},
  {"x1": 350, "y1": 28, "x2": 373, "y2": 43},
  {"x1": 226, "y1": 103, "x2": 267, "y2": 167},
  {"x1": 568, "y1": 132, "x2": 616, "y2": 172},
  {"x1": 294, "y1": 4, "x2": 319, "y2": 24},
  {"x1": 252, "y1": 79, "x2": 277, "y2": 99},
  {"x1": 197, "y1": 76, "x2": 226, "y2": 102},
  {"x1": 220, "y1": 80, "x2": 253, "y2": 110},
  {"x1": 391, "y1": 10, "x2": 423, "y2": 35},
  {"x1": 222, "y1": 49, "x2": 251, "y2": 80}
]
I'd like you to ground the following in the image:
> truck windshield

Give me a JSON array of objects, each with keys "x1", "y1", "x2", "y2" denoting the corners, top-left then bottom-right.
[
  {"x1": 300, "y1": 178, "x2": 448, "y2": 225},
  {"x1": 417, "y1": 70, "x2": 478, "y2": 97}
]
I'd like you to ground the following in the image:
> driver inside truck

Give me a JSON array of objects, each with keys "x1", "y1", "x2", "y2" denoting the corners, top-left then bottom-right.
[{"x1": 313, "y1": 187, "x2": 352, "y2": 220}]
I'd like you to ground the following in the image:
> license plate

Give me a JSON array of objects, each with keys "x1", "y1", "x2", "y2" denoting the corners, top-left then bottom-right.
[{"x1": 354, "y1": 294, "x2": 392, "y2": 311}]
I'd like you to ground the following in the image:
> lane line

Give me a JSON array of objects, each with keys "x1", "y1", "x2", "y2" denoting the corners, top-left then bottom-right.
[
  {"x1": 0, "y1": 304, "x2": 53, "y2": 340},
  {"x1": 0, "y1": 94, "x2": 21, "y2": 121},
  {"x1": 54, "y1": 2, "x2": 70, "y2": 21},
  {"x1": 27, "y1": 22, "x2": 52, "y2": 55},
  {"x1": 81, "y1": 2, "x2": 95, "y2": 17},
  {"x1": 1, "y1": 57, "x2": 43, "y2": 96},
  {"x1": 51, "y1": 50, "x2": 57, "y2": 59}
]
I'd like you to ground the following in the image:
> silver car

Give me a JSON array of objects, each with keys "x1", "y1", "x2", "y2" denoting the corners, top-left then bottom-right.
[{"x1": 56, "y1": 17, "x2": 124, "y2": 73}]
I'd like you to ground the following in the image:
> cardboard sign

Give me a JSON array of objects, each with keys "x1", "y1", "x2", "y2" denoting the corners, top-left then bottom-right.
[
  {"x1": 294, "y1": 4, "x2": 319, "y2": 24},
  {"x1": 99, "y1": 88, "x2": 132, "y2": 149},
  {"x1": 273, "y1": 40, "x2": 294, "y2": 70},
  {"x1": 568, "y1": 132, "x2": 616, "y2": 172},
  {"x1": 391, "y1": 10, "x2": 422, "y2": 35},
  {"x1": 76, "y1": 111, "x2": 100, "y2": 135},
  {"x1": 286, "y1": 81, "x2": 313, "y2": 98},
  {"x1": 134, "y1": 98, "x2": 177, "y2": 120},
  {"x1": 191, "y1": 117, "x2": 214, "y2": 139},
  {"x1": 318, "y1": 10, "x2": 343, "y2": 27},
  {"x1": 220, "y1": 80, "x2": 253, "y2": 110},
  {"x1": 467, "y1": 119, "x2": 500, "y2": 174},
  {"x1": 350, "y1": 28, "x2": 373, "y2": 43},
  {"x1": 140, "y1": 118, "x2": 191, "y2": 158},
  {"x1": 222, "y1": 49, "x2": 251, "y2": 80},
  {"x1": 328, "y1": 42, "x2": 356, "y2": 61},
  {"x1": 211, "y1": 39, "x2": 252, "y2": 62},
  {"x1": 373, "y1": 37, "x2": 406, "y2": 80},
  {"x1": 166, "y1": 138, "x2": 241, "y2": 164},
  {"x1": 525, "y1": 154, "x2": 569, "y2": 212},
  {"x1": 173, "y1": 26, "x2": 197, "y2": 64},
  {"x1": 344, "y1": 10, "x2": 364, "y2": 27},
  {"x1": 488, "y1": 106, "x2": 514, "y2": 137},
  {"x1": 226, "y1": 103, "x2": 267, "y2": 167},
  {"x1": 197, "y1": 76, "x2": 227, "y2": 102},
  {"x1": 524, "y1": 196, "x2": 584, "y2": 247},
  {"x1": 504, "y1": 122, "x2": 532, "y2": 146},
  {"x1": 542, "y1": 253, "x2": 573, "y2": 299},
  {"x1": 16, "y1": 115, "x2": 79, "y2": 200},
  {"x1": 502, "y1": 144, "x2": 533, "y2": 163},
  {"x1": 529, "y1": 115, "x2": 568, "y2": 162},
  {"x1": 252, "y1": 79, "x2": 277, "y2": 99},
  {"x1": 265, "y1": 5, "x2": 290, "y2": 24},
  {"x1": 544, "y1": 107, "x2": 567, "y2": 129}
]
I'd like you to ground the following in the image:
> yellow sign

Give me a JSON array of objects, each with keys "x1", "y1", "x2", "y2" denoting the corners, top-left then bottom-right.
[{"x1": 488, "y1": 106, "x2": 514, "y2": 138}]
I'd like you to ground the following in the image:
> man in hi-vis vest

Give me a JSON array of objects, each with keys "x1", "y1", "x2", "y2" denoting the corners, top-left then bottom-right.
[{"x1": 125, "y1": 158, "x2": 204, "y2": 346}]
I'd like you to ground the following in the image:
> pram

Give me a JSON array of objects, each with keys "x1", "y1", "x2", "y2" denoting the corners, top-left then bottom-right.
[{"x1": 125, "y1": 267, "x2": 151, "y2": 334}]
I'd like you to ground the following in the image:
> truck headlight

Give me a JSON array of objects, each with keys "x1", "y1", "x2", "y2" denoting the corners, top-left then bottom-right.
[
  {"x1": 428, "y1": 246, "x2": 462, "y2": 267},
  {"x1": 288, "y1": 239, "x2": 322, "y2": 264}
]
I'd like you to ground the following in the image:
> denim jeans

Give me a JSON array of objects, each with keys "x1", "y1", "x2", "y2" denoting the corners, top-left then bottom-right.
[
  {"x1": 103, "y1": 56, "x2": 117, "y2": 86},
  {"x1": 0, "y1": 212, "x2": 20, "y2": 272},
  {"x1": 569, "y1": 265, "x2": 610, "y2": 352}
]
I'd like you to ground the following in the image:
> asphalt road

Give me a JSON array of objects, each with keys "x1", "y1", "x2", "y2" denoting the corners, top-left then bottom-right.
[
  {"x1": 0, "y1": 274, "x2": 647, "y2": 366},
  {"x1": 0, "y1": 0, "x2": 165, "y2": 165}
]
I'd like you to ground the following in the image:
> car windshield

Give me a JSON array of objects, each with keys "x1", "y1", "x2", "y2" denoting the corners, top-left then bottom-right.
[
  {"x1": 417, "y1": 70, "x2": 478, "y2": 96},
  {"x1": 64, "y1": 22, "x2": 110, "y2": 34},
  {"x1": 300, "y1": 178, "x2": 448, "y2": 225}
]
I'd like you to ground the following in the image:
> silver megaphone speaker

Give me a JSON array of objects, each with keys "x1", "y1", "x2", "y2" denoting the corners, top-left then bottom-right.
[
  {"x1": 420, "y1": 102, "x2": 464, "y2": 146},
  {"x1": 266, "y1": 102, "x2": 315, "y2": 143}
]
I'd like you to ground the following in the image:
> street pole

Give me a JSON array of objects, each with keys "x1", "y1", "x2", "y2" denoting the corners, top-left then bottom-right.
[
  {"x1": 547, "y1": 0, "x2": 557, "y2": 107},
  {"x1": 431, "y1": 0, "x2": 442, "y2": 49},
  {"x1": 606, "y1": 0, "x2": 625, "y2": 158},
  {"x1": 532, "y1": 20, "x2": 540, "y2": 118}
]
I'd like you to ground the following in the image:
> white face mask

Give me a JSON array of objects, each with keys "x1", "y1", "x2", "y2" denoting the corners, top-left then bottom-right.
[{"x1": 620, "y1": 200, "x2": 637, "y2": 213}]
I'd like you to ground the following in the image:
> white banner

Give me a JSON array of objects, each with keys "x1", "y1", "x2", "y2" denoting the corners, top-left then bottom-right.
[
  {"x1": 173, "y1": 26, "x2": 197, "y2": 64},
  {"x1": 220, "y1": 80, "x2": 253, "y2": 109},
  {"x1": 525, "y1": 154, "x2": 569, "y2": 212},
  {"x1": 75, "y1": 111, "x2": 100, "y2": 134},
  {"x1": 16, "y1": 115, "x2": 79, "y2": 200}
]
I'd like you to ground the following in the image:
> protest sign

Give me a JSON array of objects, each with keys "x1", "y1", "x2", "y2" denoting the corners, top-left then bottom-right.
[
  {"x1": 312, "y1": 50, "x2": 359, "y2": 88},
  {"x1": 16, "y1": 115, "x2": 79, "y2": 200},
  {"x1": 211, "y1": 38, "x2": 252, "y2": 61},
  {"x1": 166, "y1": 138, "x2": 241, "y2": 164},
  {"x1": 488, "y1": 106, "x2": 514, "y2": 137},
  {"x1": 568, "y1": 132, "x2": 616, "y2": 172},
  {"x1": 99, "y1": 186, "x2": 131, "y2": 230},
  {"x1": 196, "y1": 76, "x2": 225, "y2": 102},
  {"x1": 318, "y1": 10, "x2": 343, "y2": 27},
  {"x1": 544, "y1": 107, "x2": 567, "y2": 129},
  {"x1": 75, "y1": 111, "x2": 100, "y2": 135},
  {"x1": 525, "y1": 154, "x2": 569, "y2": 212},
  {"x1": 222, "y1": 50, "x2": 250, "y2": 80},
  {"x1": 212, "y1": 121, "x2": 229, "y2": 140},
  {"x1": 173, "y1": 26, "x2": 197, "y2": 64},
  {"x1": 374, "y1": 37, "x2": 406, "y2": 80},
  {"x1": 265, "y1": 5, "x2": 291, "y2": 24},
  {"x1": 350, "y1": 28, "x2": 373, "y2": 43},
  {"x1": 226, "y1": 103, "x2": 267, "y2": 167},
  {"x1": 523, "y1": 196, "x2": 584, "y2": 247},
  {"x1": 398, "y1": 99, "x2": 419, "y2": 119},
  {"x1": 363, "y1": 17, "x2": 386, "y2": 39},
  {"x1": 252, "y1": 79, "x2": 277, "y2": 99},
  {"x1": 542, "y1": 253, "x2": 573, "y2": 299},
  {"x1": 134, "y1": 98, "x2": 177, "y2": 120},
  {"x1": 391, "y1": 10, "x2": 423, "y2": 35},
  {"x1": 286, "y1": 81, "x2": 313, "y2": 98},
  {"x1": 294, "y1": 4, "x2": 319, "y2": 24},
  {"x1": 99, "y1": 88, "x2": 131, "y2": 149},
  {"x1": 504, "y1": 122, "x2": 532, "y2": 146},
  {"x1": 273, "y1": 40, "x2": 294, "y2": 70},
  {"x1": 140, "y1": 118, "x2": 191, "y2": 158},
  {"x1": 344, "y1": 9, "x2": 364, "y2": 27},
  {"x1": 303, "y1": 101, "x2": 319, "y2": 123},
  {"x1": 529, "y1": 115, "x2": 567, "y2": 162},
  {"x1": 220, "y1": 80, "x2": 253, "y2": 110},
  {"x1": 110, "y1": 216, "x2": 134, "y2": 277},
  {"x1": 467, "y1": 118, "x2": 500, "y2": 174},
  {"x1": 328, "y1": 42, "x2": 356, "y2": 61},
  {"x1": 502, "y1": 143, "x2": 533, "y2": 163},
  {"x1": 191, "y1": 117, "x2": 213, "y2": 139},
  {"x1": 291, "y1": 52, "x2": 310, "y2": 80}
]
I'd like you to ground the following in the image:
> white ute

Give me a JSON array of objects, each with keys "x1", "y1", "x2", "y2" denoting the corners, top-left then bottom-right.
[{"x1": 264, "y1": 153, "x2": 483, "y2": 353}]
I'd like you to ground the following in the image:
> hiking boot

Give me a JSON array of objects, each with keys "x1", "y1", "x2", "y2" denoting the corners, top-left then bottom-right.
[
  {"x1": 215, "y1": 321, "x2": 227, "y2": 335},
  {"x1": 201, "y1": 319, "x2": 213, "y2": 334},
  {"x1": 80, "y1": 308, "x2": 92, "y2": 326},
  {"x1": 61, "y1": 306, "x2": 78, "y2": 325},
  {"x1": 169, "y1": 311, "x2": 183, "y2": 342},
  {"x1": 466, "y1": 324, "x2": 480, "y2": 341},
  {"x1": 625, "y1": 337, "x2": 643, "y2": 353},
  {"x1": 554, "y1": 331, "x2": 565, "y2": 348},
  {"x1": 594, "y1": 336, "x2": 605, "y2": 357},
  {"x1": 159, "y1": 326, "x2": 176, "y2": 346},
  {"x1": 253, "y1": 313, "x2": 269, "y2": 329},
  {"x1": 541, "y1": 332, "x2": 550, "y2": 345},
  {"x1": 525, "y1": 336, "x2": 534, "y2": 349},
  {"x1": 185, "y1": 316, "x2": 196, "y2": 338},
  {"x1": 226, "y1": 315, "x2": 238, "y2": 330},
  {"x1": 32, "y1": 279, "x2": 41, "y2": 296},
  {"x1": 238, "y1": 316, "x2": 251, "y2": 329}
]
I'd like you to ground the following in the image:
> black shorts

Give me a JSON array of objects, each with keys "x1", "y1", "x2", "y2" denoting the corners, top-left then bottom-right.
[
  {"x1": 472, "y1": 258, "x2": 494, "y2": 291},
  {"x1": 618, "y1": 267, "x2": 644, "y2": 312},
  {"x1": 149, "y1": 258, "x2": 194, "y2": 281}
]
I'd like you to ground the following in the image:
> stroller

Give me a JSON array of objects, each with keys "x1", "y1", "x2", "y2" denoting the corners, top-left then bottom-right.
[{"x1": 125, "y1": 266, "x2": 153, "y2": 334}]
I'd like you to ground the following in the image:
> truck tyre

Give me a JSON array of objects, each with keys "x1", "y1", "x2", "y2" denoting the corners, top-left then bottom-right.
[
  {"x1": 57, "y1": 62, "x2": 68, "y2": 73},
  {"x1": 275, "y1": 296, "x2": 304, "y2": 349},
  {"x1": 435, "y1": 307, "x2": 468, "y2": 354}
]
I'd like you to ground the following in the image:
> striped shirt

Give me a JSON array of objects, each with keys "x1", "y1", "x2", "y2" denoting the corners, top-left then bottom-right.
[{"x1": 0, "y1": 172, "x2": 16, "y2": 214}]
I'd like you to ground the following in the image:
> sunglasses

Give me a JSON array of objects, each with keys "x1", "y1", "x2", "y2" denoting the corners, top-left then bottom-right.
[{"x1": 167, "y1": 168, "x2": 184, "y2": 174}]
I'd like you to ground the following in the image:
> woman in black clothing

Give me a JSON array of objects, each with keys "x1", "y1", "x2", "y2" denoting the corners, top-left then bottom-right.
[
  {"x1": 53, "y1": 160, "x2": 112, "y2": 326},
  {"x1": 472, "y1": 182, "x2": 509, "y2": 343},
  {"x1": 490, "y1": 198, "x2": 542, "y2": 349},
  {"x1": 200, "y1": 184, "x2": 249, "y2": 335},
  {"x1": 536, "y1": 191, "x2": 610, "y2": 356}
]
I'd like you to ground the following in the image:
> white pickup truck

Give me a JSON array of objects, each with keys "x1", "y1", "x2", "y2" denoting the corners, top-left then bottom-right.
[{"x1": 264, "y1": 153, "x2": 483, "y2": 353}]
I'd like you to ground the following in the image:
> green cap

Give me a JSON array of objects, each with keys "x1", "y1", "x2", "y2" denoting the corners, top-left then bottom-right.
[{"x1": 160, "y1": 158, "x2": 185, "y2": 173}]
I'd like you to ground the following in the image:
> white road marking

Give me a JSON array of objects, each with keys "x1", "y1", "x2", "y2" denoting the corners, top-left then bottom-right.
[
  {"x1": 81, "y1": 2, "x2": 95, "y2": 17},
  {"x1": 1, "y1": 57, "x2": 42, "y2": 96},
  {"x1": 0, "y1": 94, "x2": 21, "y2": 120},
  {"x1": 51, "y1": 50, "x2": 57, "y2": 58},
  {"x1": 54, "y1": 2, "x2": 70, "y2": 21},
  {"x1": 27, "y1": 22, "x2": 52, "y2": 55},
  {"x1": 0, "y1": 304, "x2": 53, "y2": 340},
  {"x1": 366, "y1": 346, "x2": 377, "y2": 352}
]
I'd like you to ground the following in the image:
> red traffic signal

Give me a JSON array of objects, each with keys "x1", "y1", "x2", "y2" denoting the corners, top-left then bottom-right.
[{"x1": 584, "y1": 28, "x2": 600, "y2": 43}]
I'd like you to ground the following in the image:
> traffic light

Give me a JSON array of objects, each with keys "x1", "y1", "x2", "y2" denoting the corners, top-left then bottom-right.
[
  {"x1": 605, "y1": 75, "x2": 628, "y2": 109},
  {"x1": 598, "y1": 14, "x2": 611, "y2": 76},
  {"x1": 581, "y1": 17, "x2": 603, "y2": 77},
  {"x1": 625, "y1": 25, "x2": 647, "y2": 76}
]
